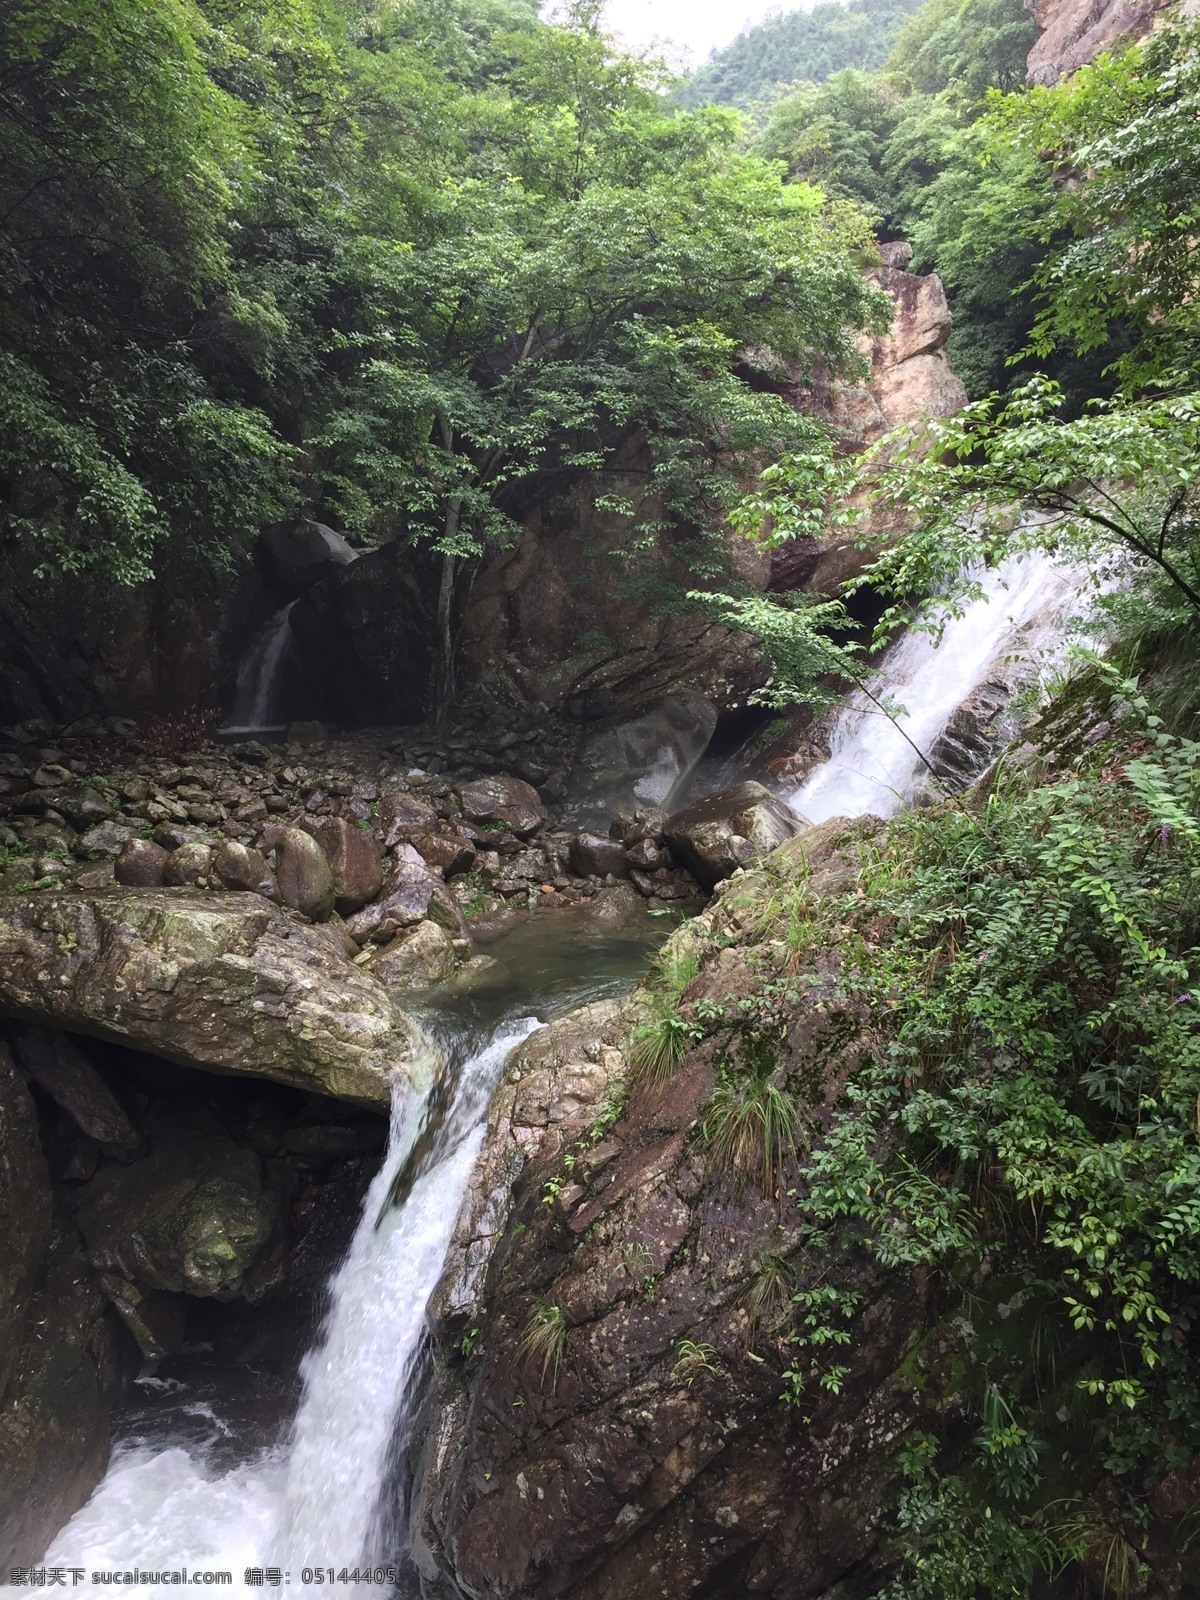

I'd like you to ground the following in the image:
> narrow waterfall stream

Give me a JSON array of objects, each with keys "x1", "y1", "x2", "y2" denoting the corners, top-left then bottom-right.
[
  {"x1": 222, "y1": 604, "x2": 299, "y2": 737},
  {"x1": 790, "y1": 552, "x2": 1079, "y2": 823},
  {"x1": 35, "y1": 920, "x2": 659, "y2": 1597}
]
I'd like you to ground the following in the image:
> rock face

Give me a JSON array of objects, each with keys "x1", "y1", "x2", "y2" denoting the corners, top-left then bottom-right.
[
  {"x1": 0, "y1": 890, "x2": 420, "y2": 1107},
  {"x1": 408, "y1": 830, "x2": 931, "y2": 1600},
  {"x1": 0, "y1": 1043, "x2": 121, "y2": 1568},
  {"x1": 664, "y1": 780, "x2": 802, "y2": 888},
  {"x1": 776, "y1": 248, "x2": 968, "y2": 597},
  {"x1": 459, "y1": 775, "x2": 547, "y2": 837},
  {"x1": 75, "y1": 1103, "x2": 287, "y2": 1301},
  {"x1": 257, "y1": 519, "x2": 358, "y2": 599},
  {"x1": 1024, "y1": 0, "x2": 1180, "y2": 84},
  {"x1": 567, "y1": 691, "x2": 719, "y2": 818}
]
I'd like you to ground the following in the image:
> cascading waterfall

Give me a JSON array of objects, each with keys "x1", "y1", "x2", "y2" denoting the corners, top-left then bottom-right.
[
  {"x1": 222, "y1": 603, "x2": 298, "y2": 736},
  {"x1": 790, "y1": 551, "x2": 1080, "y2": 824},
  {"x1": 35, "y1": 1015, "x2": 538, "y2": 1596}
]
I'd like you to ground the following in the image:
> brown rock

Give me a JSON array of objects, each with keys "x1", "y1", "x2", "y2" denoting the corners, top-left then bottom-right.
[
  {"x1": 665, "y1": 781, "x2": 801, "y2": 889},
  {"x1": 458, "y1": 775, "x2": 547, "y2": 837},
  {"x1": 301, "y1": 814, "x2": 383, "y2": 914},
  {"x1": 377, "y1": 790, "x2": 439, "y2": 846},
  {"x1": 114, "y1": 837, "x2": 170, "y2": 887},
  {"x1": 568, "y1": 833, "x2": 630, "y2": 879},
  {"x1": 275, "y1": 825, "x2": 336, "y2": 921},
  {"x1": 414, "y1": 832, "x2": 476, "y2": 877}
]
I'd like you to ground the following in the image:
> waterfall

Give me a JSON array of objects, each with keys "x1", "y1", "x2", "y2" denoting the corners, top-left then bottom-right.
[
  {"x1": 222, "y1": 603, "x2": 298, "y2": 736},
  {"x1": 35, "y1": 1015, "x2": 538, "y2": 1596},
  {"x1": 790, "y1": 552, "x2": 1079, "y2": 824}
]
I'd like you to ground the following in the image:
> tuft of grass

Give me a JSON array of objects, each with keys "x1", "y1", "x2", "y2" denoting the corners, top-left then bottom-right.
[
  {"x1": 699, "y1": 1073, "x2": 805, "y2": 1197},
  {"x1": 648, "y1": 936, "x2": 701, "y2": 998},
  {"x1": 672, "y1": 1339, "x2": 720, "y2": 1388},
  {"x1": 629, "y1": 997, "x2": 699, "y2": 1090},
  {"x1": 743, "y1": 1251, "x2": 795, "y2": 1335},
  {"x1": 518, "y1": 1301, "x2": 568, "y2": 1389}
]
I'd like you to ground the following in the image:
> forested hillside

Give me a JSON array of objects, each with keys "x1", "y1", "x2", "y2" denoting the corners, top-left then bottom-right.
[
  {"x1": 0, "y1": 0, "x2": 883, "y2": 680},
  {"x1": 680, "y1": 0, "x2": 925, "y2": 107}
]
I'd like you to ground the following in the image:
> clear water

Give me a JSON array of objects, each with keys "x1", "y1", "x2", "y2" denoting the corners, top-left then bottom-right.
[{"x1": 221, "y1": 604, "x2": 298, "y2": 737}]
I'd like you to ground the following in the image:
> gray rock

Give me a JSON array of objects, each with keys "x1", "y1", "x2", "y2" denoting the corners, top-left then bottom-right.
[
  {"x1": 163, "y1": 840, "x2": 213, "y2": 886},
  {"x1": 11, "y1": 1029, "x2": 143, "y2": 1160},
  {"x1": 275, "y1": 825, "x2": 336, "y2": 921},
  {"x1": 458, "y1": 775, "x2": 547, "y2": 837},
  {"x1": 568, "y1": 833, "x2": 629, "y2": 878},
  {"x1": 0, "y1": 890, "x2": 420, "y2": 1107},
  {"x1": 114, "y1": 837, "x2": 170, "y2": 887},
  {"x1": 77, "y1": 819, "x2": 137, "y2": 859},
  {"x1": 258, "y1": 518, "x2": 358, "y2": 598},
  {"x1": 25, "y1": 787, "x2": 111, "y2": 828},
  {"x1": 665, "y1": 780, "x2": 801, "y2": 888},
  {"x1": 377, "y1": 790, "x2": 439, "y2": 846},
  {"x1": 76, "y1": 1103, "x2": 286, "y2": 1301},
  {"x1": 212, "y1": 839, "x2": 276, "y2": 897},
  {"x1": 368, "y1": 922, "x2": 458, "y2": 992}
]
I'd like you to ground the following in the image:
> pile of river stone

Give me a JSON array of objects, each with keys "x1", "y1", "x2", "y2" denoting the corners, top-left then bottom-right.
[{"x1": 0, "y1": 723, "x2": 730, "y2": 990}]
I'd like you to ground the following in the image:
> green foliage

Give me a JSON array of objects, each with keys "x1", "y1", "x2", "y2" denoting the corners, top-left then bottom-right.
[
  {"x1": 699, "y1": 1068, "x2": 806, "y2": 1198},
  {"x1": 629, "y1": 1000, "x2": 700, "y2": 1090},
  {"x1": 771, "y1": 674, "x2": 1200, "y2": 1582},
  {"x1": 672, "y1": 1339, "x2": 721, "y2": 1386},
  {"x1": 681, "y1": 0, "x2": 925, "y2": 111}
]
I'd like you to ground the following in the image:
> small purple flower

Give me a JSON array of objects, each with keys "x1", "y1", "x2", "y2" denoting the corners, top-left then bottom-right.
[{"x1": 1160, "y1": 822, "x2": 1172, "y2": 843}]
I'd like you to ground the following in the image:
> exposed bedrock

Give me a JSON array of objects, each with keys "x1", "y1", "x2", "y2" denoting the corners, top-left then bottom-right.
[
  {"x1": 0, "y1": 889, "x2": 422, "y2": 1108},
  {"x1": 409, "y1": 821, "x2": 937, "y2": 1600},
  {"x1": 1023, "y1": 0, "x2": 1193, "y2": 86}
]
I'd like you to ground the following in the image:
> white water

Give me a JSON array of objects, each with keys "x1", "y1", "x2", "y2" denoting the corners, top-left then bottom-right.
[
  {"x1": 790, "y1": 552, "x2": 1079, "y2": 824},
  {"x1": 35, "y1": 1018, "x2": 538, "y2": 1597},
  {"x1": 222, "y1": 603, "x2": 298, "y2": 736}
]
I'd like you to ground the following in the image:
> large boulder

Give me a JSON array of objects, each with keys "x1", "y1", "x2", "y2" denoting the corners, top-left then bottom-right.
[
  {"x1": 301, "y1": 814, "x2": 383, "y2": 915},
  {"x1": 75, "y1": 1103, "x2": 287, "y2": 1301},
  {"x1": 0, "y1": 890, "x2": 421, "y2": 1107},
  {"x1": 459, "y1": 775, "x2": 547, "y2": 837},
  {"x1": 367, "y1": 922, "x2": 458, "y2": 993},
  {"x1": 275, "y1": 825, "x2": 336, "y2": 921},
  {"x1": 568, "y1": 691, "x2": 718, "y2": 818},
  {"x1": 664, "y1": 781, "x2": 802, "y2": 888},
  {"x1": 258, "y1": 518, "x2": 358, "y2": 598}
]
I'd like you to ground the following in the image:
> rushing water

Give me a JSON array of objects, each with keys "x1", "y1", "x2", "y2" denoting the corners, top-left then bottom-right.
[
  {"x1": 221, "y1": 604, "x2": 298, "y2": 737},
  {"x1": 34, "y1": 915, "x2": 659, "y2": 1597},
  {"x1": 790, "y1": 552, "x2": 1079, "y2": 824}
]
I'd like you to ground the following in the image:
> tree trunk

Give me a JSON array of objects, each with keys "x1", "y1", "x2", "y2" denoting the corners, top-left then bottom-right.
[{"x1": 433, "y1": 542, "x2": 457, "y2": 724}]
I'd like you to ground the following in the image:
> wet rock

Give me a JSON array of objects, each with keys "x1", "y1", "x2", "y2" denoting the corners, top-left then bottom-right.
[
  {"x1": 0, "y1": 1044, "x2": 51, "y2": 1402},
  {"x1": 377, "y1": 789, "x2": 439, "y2": 846},
  {"x1": 96, "y1": 1274, "x2": 186, "y2": 1361},
  {"x1": 0, "y1": 1219, "x2": 121, "y2": 1569},
  {"x1": 413, "y1": 832, "x2": 476, "y2": 877},
  {"x1": 76, "y1": 818, "x2": 137, "y2": 859},
  {"x1": 11, "y1": 1029, "x2": 143, "y2": 1160},
  {"x1": 301, "y1": 814, "x2": 383, "y2": 915},
  {"x1": 459, "y1": 775, "x2": 547, "y2": 837},
  {"x1": 75, "y1": 1103, "x2": 287, "y2": 1301},
  {"x1": 114, "y1": 837, "x2": 170, "y2": 887},
  {"x1": 665, "y1": 781, "x2": 801, "y2": 888},
  {"x1": 568, "y1": 833, "x2": 629, "y2": 879},
  {"x1": 0, "y1": 890, "x2": 420, "y2": 1107},
  {"x1": 569, "y1": 690, "x2": 718, "y2": 816},
  {"x1": 275, "y1": 825, "x2": 336, "y2": 921},
  {"x1": 367, "y1": 922, "x2": 458, "y2": 992},
  {"x1": 625, "y1": 836, "x2": 670, "y2": 872},
  {"x1": 163, "y1": 839, "x2": 214, "y2": 886},
  {"x1": 258, "y1": 517, "x2": 358, "y2": 598},
  {"x1": 24, "y1": 787, "x2": 111, "y2": 828},
  {"x1": 212, "y1": 839, "x2": 277, "y2": 897}
]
